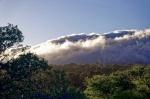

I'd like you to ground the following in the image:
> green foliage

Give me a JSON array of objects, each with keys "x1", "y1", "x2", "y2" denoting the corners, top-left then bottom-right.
[
  {"x1": 0, "y1": 24, "x2": 23, "y2": 53},
  {"x1": 84, "y1": 66, "x2": 150, "y2": 99},
  {"x1": 112, "y1": 90, "x2": 146, "y2": 99},
  {"x1": 84, "y1": 74, "x2": 134, "y2": 99},
  {"x1": 31, "y1": 67, "x2": 85, "y2": 99},
  {"x1": 0, "y1": 53, "x2": 49, "y2": 98},
  {"x1": 0, "y1": 24, "x2": 24, "y2": 98},
  {"x1": 0, "y1": 69, "x2": 13, "y2": 98},
  {"x1": 8, "y1": 53, "x2": 48, "y2": 80},
  {"x1": 55, "y1": 63, "x2": 129, "y2": 90}
]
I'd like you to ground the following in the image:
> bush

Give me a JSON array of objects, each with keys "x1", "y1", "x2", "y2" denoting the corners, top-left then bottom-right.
[{"x1": 84, "y1": 66, "x2": 150, "y2": 99}]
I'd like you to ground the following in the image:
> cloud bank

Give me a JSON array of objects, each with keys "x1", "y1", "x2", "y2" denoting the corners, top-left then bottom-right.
[{"x1": 29, "y1": 29, "x2": 150, "y2": 64}]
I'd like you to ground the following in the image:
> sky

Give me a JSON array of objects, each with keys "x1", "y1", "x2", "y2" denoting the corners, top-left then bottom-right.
[{"x1": 0, "y1": 0, "x2": 150, "y2": 45}]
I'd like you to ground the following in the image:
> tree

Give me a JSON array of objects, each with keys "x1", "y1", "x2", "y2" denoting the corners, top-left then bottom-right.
[
  {"x1": 0, "y1": 24, "x2": 24, "y2": 98},
  {"x1": 0, "y1": 53, "x2": 49, "y2": 98},
  {"x1": 0, "y1": 24, "x2": 24, "y2": 69},
  {"x1": 84, "y1": 74, "x2": 134, "y2": 99},
  {"x1": 8, "y1": 53, "x2": 48, "y2": 80},
  {"x1": 30, "y1": 68, "x2": 85, "y2": 99},
  {"x1": 112, "y1": 90, "x2": 146, "y2": 99},
  {"x1": 0, "y1": 24, "x2": 23, "y2": 54},
  {"x1": 0, "y1": 24, "x2": 49, "y2": 98},
  {"x1": 84, "y1": 66, "x2": 149, "y2": 99}
]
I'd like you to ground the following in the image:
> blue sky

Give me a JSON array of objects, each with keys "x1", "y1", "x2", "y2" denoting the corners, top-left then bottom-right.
[{"x1": 0, "y1": 0, "x2": 150, "y2": 45}]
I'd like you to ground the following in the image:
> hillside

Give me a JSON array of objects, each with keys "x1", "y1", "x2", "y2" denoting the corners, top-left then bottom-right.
[{"x1": 29, "y1": 29, "x2": 150, "y2": 64}]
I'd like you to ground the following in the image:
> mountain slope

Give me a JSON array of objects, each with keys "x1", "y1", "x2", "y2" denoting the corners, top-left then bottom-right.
[{"x1": 30, "y1": 29, "x2": 150, "y2": 64}]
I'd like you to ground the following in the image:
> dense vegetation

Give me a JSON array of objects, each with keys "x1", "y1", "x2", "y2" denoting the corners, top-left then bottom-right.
[
  {"x1": 84, "y1": 66, "x2": 150, "y2": 99},
  {"x1": 0, "y1": 24, "x2": 150, "y2": 99}
]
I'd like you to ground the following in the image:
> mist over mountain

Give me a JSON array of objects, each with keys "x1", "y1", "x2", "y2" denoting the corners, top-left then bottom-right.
[{"x1": 29, "y1": 29, "x2": 150, "y2": 65}]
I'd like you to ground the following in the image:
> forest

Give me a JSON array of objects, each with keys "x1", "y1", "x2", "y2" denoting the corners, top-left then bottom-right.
[{"x1": 1, "y1": 24, "x2": 150, "y2": 99}]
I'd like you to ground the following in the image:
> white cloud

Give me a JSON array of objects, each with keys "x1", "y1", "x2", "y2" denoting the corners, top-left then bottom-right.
[{"x1": 29, "y1": 29, "x2": 150, "y2": 64}]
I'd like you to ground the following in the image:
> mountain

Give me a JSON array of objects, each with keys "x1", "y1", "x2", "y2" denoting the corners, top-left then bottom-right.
[{"x1": 29, "y1": 29, "x2": 150, "y2": 65}]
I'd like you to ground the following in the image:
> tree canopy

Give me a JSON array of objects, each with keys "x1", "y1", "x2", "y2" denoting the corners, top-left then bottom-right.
[
  {"x1": 0, "y1": 24, "x2": 23, "y2": 54},
  {"x1": 84, "y1": 66, "x2": 150, "y2": 99}
]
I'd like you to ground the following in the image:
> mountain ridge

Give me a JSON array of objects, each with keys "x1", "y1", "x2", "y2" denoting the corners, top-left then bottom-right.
[
  {"x1": 29, "y1": 29, "x2": 150, "y2": 64},
  {"x1": 9, "y1": 29, "x2": 150, "y2": 65}
]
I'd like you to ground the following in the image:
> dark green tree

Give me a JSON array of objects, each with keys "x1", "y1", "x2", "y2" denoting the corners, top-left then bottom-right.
[
  {"x1": 31, "y1": 68, "x2": 85, "y2": 99},
  {"x1": 0, "y1": 23, "x2": 23, "y2": 54},
  {"x1": 0, "y1": 24, "x2": 24, "y2": 98},
  {"x1": 84, "y1": 66, "x2": 149, "y2": 99},
  {"x1": 84, "y1": 74, "x2": 133, "y2": 99},
  {"x1": 8, "y1": 53, "x2": 48, "y2": 80}
]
